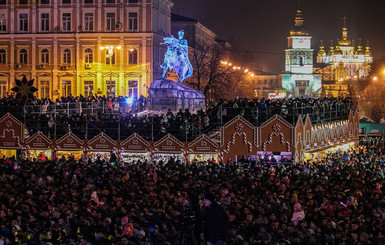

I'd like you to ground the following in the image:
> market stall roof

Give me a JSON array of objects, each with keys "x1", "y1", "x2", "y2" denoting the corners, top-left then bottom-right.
[
  {"x1": 120, "y1": 133, "x2": 150, "y2": 153},
  {"x1": 55, "y1": 131, "x2": 85, "y2": 151},
  {"x1": 25, "y1": 132, "x2": 53, "y2": 150},
  {"x1": 87, "y1": 132, "x2": 117, "y2": 151},
  {"x1": 0, "y1": 113, "x2": 24, "y2": 149},
  {"x1": 187, "y1": 134, "x2": 219, "y2": 154},
  {"x1": 153, "y1": 134, "x2": 184, "y2": 153}
]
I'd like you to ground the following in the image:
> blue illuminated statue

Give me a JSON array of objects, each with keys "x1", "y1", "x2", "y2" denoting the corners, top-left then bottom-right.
[{"x1": 160, "y1": 30, "x2": 193, "y2": 83}]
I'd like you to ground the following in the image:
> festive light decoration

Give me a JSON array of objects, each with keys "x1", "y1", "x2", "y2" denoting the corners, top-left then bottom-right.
[{"x1": 11, "y1": 75, "x2": 38, "y2": 103}]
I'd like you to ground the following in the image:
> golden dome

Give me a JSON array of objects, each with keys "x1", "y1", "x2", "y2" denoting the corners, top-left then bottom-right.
[
  {"x1": 318, "y1": 46, "x2": 326, "y2": 56},
  {"x1": 335, "y1": 46, "x2": 343, "y2": 55},
  {"x1": 355, "y1": 45, "x2": 364, "y2": 55},
  {"x1": 365, "y1": 46, "x2": 372, "y2": 57},
  {"x1": 327, "y1": 47, "x2": 335, "y2": 56}
]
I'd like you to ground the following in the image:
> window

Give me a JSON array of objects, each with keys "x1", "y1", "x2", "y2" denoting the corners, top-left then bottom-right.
[
  {"x1": 62, "y1": 0, "x2": 71, "y2": 3},
  {"x1": 84, "y1": 13, "x2": 93, "y2": 31},
  {"x1": 0, "y1": 14, "x2": 6, "y2": 31},
  {"x1": 84, "y1": 81, "x2": 93, "y2": 97},
  {"x1": 41, "y1": 49, "x2": 49, "y2": 64},
  {"x1": 40, "y1": 0, "x2": 49, "y2": 3},
  {"x1": 19, "y1": 0, "x2": 28, "y2": 4},
  {"x1": 63, "y1": 49, "x2": 71, "y2": 64},
  {"x1": 128, "y1": 81, "x2": 138, "y2": 99},
  {"x1": 128, "y1": 0, "x2": 138, "y2": 3},
  {"x1": 41, "y1": 13, "x2": 49, "y2": 31},
  {"x1": 62, "y1": 13, "x2": 71, "y2": 31},
  {"x1": 106, "y1": 13, "x2": 115, "y2": 31},
  {"x1": 84, "y1": 0, "x2": 93, "y2": 3},
  {"x1": 19, "y1": 13, "x2": 28, "y2": 32},
  {"x1": 0, "y1": 49, "x2": 6, "y2": 64},
  {"x1": 106, "y1": 0, "x2": 115, "y2": 3},
  {"x1": 128, "y1": 12, "x2": 138, "y2": 31},
  {"x1": 106, "y1": 50, "x2": 115, "y2": 65},
  {"x1": 62, "y1": 81, "x2": 71, "y2": 97},
  {"x1": 0, "y1": 81, "x2": 6, "y2": 98},
  {"x1": 106, "y1": 80, "x2": 115, "y2": 96},
  {"x1": 129, "y1": 48, "x2": 137, "y2": 64},
  {"x1": 0, "y1": 0, "x2": 6, "y2": 4},
  {"x1": 19, "y1": 49, "x2": 27, "y2": 64},
  {"x1": 41, "y1": 81, "x2": 49, "y2": 98},
  {"x1": 84, "y1": 48, "x2": 93, "y2": 63}
]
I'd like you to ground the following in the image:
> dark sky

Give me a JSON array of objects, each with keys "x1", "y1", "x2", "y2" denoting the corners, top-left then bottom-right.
[{"x1": 172, "y1": 0, "x2": 385, "y2": 74}]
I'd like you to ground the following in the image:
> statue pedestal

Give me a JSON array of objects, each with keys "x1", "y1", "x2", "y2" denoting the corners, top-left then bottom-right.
[{"x1": 147, "y1": 79, "x2": 205, "y2": 112}]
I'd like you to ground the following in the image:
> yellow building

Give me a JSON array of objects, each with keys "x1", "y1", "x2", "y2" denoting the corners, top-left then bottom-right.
[{"x1": 0, "y1": 0, "x2": 173, "y2": 100}]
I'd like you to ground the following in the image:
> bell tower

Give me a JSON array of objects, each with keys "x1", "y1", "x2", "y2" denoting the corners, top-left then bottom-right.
[{"x1": 281, "y1": 9, "x2": 321, "y2": 97}]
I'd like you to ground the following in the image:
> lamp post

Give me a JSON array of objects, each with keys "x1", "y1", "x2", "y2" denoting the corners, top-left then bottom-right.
[{"x1": 100, "y1": 45, "x2": 121, "y2": 96}]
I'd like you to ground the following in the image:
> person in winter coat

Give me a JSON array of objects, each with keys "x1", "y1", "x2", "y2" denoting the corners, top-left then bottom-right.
[
  {"x1": 203, "y1": 192, "x2": 229, "y2": 245},
  {"x1": 291, "y1": 202, "x2": 305, "y2": 225}
]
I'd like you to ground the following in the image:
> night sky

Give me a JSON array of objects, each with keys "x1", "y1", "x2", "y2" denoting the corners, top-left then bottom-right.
[{"x1": 172, "y1": 0, "x2": 385, "y2": 74}]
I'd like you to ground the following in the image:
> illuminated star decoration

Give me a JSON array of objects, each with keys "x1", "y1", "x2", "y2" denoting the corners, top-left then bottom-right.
[{"x1": 11, "y1": 75, "x2": 38, "y2": 103}]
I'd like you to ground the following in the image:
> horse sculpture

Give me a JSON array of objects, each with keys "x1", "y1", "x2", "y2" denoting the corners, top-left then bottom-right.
[{"x1": 160, "y1": 30, "x2": 193, "y2": 83}]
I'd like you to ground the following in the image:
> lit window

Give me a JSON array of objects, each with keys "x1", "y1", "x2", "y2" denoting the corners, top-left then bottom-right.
[
  {"x1": 19, "y1": 13, "x2": 28, "y2": 32},
  {"x1": 128, "y1": 80, "x2": 138, "y2": 99},
  {"x1": 128, "y1": 12, "x2": 138, "y2": 31},
  {"x1": 0, "y1": 14, "x2": 6, "y2": 31},
  {"x1": 62, "y1": 13, "x2": 71, "y2": 31},
  {"x1": 0, "y1": 49, "x2": 6, "y2": 64},
  {"x1": 129, "y1": 49, "x2": 137, "y2": 64},
  {"x1": 85, "y1": 48, "x2": 93, "y2": 63},
  {"x1": 41, "y1": 49, "x2": 49, "y2": 64},
  {"x1": 106, "y1": 13, "x2": 115, "y2": 31},
  {"x1": 84, "y1": 13, "x2": 93, "y2": 31},
  {"x1": 19, "y1": 49, "x2": 27, "y2": 64},
  {"x1": 63, "y1": 49, "x2": 71, "y2": 64},
  {"x1": 41, "y1": 13, "x2": 49, "y2": 31},
  {"x1": 41, "y1": 81, "x2": 49, "y2": 98}
]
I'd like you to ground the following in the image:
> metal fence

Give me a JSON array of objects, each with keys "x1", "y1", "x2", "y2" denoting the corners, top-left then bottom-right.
[{"x1": 0, "y1": 101, "x2": 356, "y2": 142}]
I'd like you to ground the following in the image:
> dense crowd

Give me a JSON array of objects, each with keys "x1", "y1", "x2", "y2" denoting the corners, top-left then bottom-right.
[
  {"x1": 0, "y1": 95, "x2": 355, "y2": 142},
  {"x1": 1, "y1": 144, "x2": 385, "y2": 244}
]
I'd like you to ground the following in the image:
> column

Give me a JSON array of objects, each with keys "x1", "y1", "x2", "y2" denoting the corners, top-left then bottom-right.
[
  {"x1": 119, "y1": 38, "x2": 124, "y2": 96},
  {"x1": 53, "y1": 38, "x2": 58, "y2": 100},
  {"x1": 9, "y1": 40, "x2": 15, "y2": 91},
  {"x1": 75, "y1": 35, "x2": 79, "y2": 96},
  {"x1": 98, "y1": 1, "x2": 102, "y2": 32},
  {"x1": 141, "y1": 37, "x2": 147, "y2": 97},
  {"x1": 97, "y1": 37, "x2": 103, "y2": 96},
  {"x1": 31, "y1": 40, "x2": 37, "y2": 95},
  {"x1": 32, "y1": 3, "x2": 36, "y2": 33}
]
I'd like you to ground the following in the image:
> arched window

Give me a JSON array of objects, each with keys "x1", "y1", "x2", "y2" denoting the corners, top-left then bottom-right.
[
  {"x1": 128, "y1": 48, "x2": 137, "y2": 65},
  {"x1": 63, "y1": 49, "x2": 71, "y2": 64},
  {"x1": 85, "y1": 48, "x2": 93, "y2": 63},
  {"x1": 0, "y1": 49, "x2": 6, "y2": 64},
  {"x1": 41, "y1": 49, "x2": 49, "y2": 64},
  {"x1": 19, "y1": 49, "x2": 27, "y2": 64}
]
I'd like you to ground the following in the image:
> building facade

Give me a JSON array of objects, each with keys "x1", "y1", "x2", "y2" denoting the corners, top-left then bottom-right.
[
  {"x1": 0, "y1": 0, "x2": 173, "y2": 100},
  {"x1": 316, "y1": 19, "x2": 373, "y2": 82},
  {"x1": 281, "y1": 9, "x2": 321, "y2": 97}
]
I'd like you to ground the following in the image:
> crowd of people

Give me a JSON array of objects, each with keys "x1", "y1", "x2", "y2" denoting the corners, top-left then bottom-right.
[
  {"x1": 0, "y1": 95, "x2": 355, "y2": 142},
  {"x1": 1, "y1": 144, "x2": 385, "y2": 244}
]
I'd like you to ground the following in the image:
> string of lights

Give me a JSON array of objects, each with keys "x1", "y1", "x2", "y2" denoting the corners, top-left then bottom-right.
[{"x1": 220, "y1": 60, "x2": 255, "y2": 77}]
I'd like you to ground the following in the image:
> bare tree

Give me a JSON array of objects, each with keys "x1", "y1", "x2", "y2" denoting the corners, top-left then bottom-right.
[{"x1": 185, "y1": 41, "x2": 240, "y2": 104}]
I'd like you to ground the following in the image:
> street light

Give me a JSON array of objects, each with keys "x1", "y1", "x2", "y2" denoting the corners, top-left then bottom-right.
[{"x1": 100, "y1": 45, "x2": 121, "y2": 96}]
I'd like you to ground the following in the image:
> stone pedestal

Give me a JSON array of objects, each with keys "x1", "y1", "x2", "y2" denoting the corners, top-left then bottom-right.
[{"x1": 147, "y1": 79, "x2": 205, "y2": 112}]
